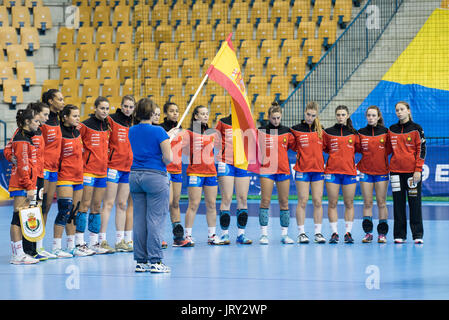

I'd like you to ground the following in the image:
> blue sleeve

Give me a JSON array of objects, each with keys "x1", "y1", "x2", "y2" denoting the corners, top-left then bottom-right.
[{"x1": 156, "y1": 126, "x2": 169, "y2": 144}]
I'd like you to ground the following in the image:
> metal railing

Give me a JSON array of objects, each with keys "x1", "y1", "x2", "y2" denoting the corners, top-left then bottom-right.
[{"x1": 282, "y1": 0, "x2": 404, "y2": 126}]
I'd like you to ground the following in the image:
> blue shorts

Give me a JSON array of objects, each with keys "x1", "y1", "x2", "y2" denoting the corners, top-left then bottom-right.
[
  {"x1": 57, "y1": 183, "x2": 84, "y2": 191},
  {"x1": 9, "y1": 190, "x2": 28, "y2": 197},
  {"x1": 358, "y1": 172, "x2": 389, "y2": 183},
  {"x1": 107, "y1": 168, "x2": 130, "y2": 184},
  {"x1": 83, "y1": 175, "x2": 107, "y2": 188},
  {"x1": 43, "y1": 170, "x2": 58, "y2": 182},
  {"x1": 295, "y1": 171, "x2": 324, "y2": 182},
  {"x1": 168, "y1": 173, "x2": 183, "y2": 183},
  {"x1": 216, "y1": 162, "x2": 250, "y2": 178},
  {"x1": 187, "y1": 175, "x2": 218, "y2": 187},
  {"x1": 325, "y1": 173, "x2": 357, "y2": 185},
  {"x1": 260, "y1": 173, "x2": 291, "y2": 182}
]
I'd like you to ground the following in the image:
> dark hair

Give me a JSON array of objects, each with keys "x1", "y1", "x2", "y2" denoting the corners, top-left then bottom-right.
[
  {"x1": 94, "y1": 96, "x2": 109, "y2": 108},
  {"x1": 42, "y1": 89, "x2": 60, "y2": 106},
  {"x1": 26, "y1": 102, "x2": 49, "y2": 114},
  {"x1": 59, "y1": 104, "x2": 79, "y2": 124},
  {"x1": 366, "y1": 105, "x2": 384, "y2": 126},
  {"x1": 163, "y1": 101, "x2": 178, "y2": 114},
  {"x1": 16, "y1": 108, "x2": 37, "y2": 130},
  {"x1": 335, "y1": 105, "x2": 357, "y2": 134},
  {"x1": 135, "y1": 98, "x2": 158, "y2": 122},
  {"x1": 189, "y1": 105, "x2": 208, "y2": 129},
  {"x1": 395, "y1": 101, "x2": 412, "y2": 121},
  {"x1": 121, "y1": 95, "x2": 135, "y2": 106},
  {"x1": 268, "y1": 101, "x2": 282, "y2": 117}
]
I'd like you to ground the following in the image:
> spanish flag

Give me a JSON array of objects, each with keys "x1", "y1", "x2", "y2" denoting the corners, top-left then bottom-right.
[{"x1": 206, "y1": 33, "x2": 260, "y2": 173}]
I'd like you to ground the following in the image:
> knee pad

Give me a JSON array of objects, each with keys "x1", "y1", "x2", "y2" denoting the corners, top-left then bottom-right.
[
  {"x1": 67, "y1": 201, "x2": 80, "y2": 224},
  {"x1": 172, "y1": 222, "x2": 184, "y2": 240},
  {"x1": 280, "y1": 210, "x2": 290, "y2": 228},
  {"x1": 75, "y1": 211, "x2": 87, "y2": 233},
  {"x1": 11, "y1": 211, "x2": 20, "y2": 227},
  {"x1": 377, "y1": 221, "x2": 389, "y2": 235},
  {"x1": 219, "y1": 210, "x2": 230, "y2": 230},
  {"x1": 362, "y1": 217, "x2": 373, "y2": 233},
  {"x1": 55, "y1": 198, "x2": 73, "y2": 227},
  {"x1": 88, "y1": 213, "x2": 101, "y2": 233},
  {"x1": 236, "y1": 209, "x2": 248, "y2": 229},
  {"x1": 259, "y1": 208, "x2": 269, "y2": 227}
]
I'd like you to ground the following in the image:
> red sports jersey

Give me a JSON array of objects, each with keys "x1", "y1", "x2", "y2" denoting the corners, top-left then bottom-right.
[
  {"x1": 183, "y1": 124, "x2": 216, "y2": 177},
  {"x1": 323, "y1": 124, "x2": 360, "y2": 175},
  {"x1": 257, "y1": 123, "x2": 296, "y2": 175},
  {"x1": 160, "y1": 118, "x2": 183, "y2": 174},
  {"x1": 388, "y1": 120, "x2": 426, "y2": 173},
  {"x1": 58, "y1": 124, "x2": 83, "y2": 183},
  {"x1": 8, "y1": 129, "x2": 37, "y2": 191},
  {"x1": 215, "y1": 115, "x2": 234, "y2": 165},
  {"x1": 357, "y1": 125, "x2": 391, "y2": 175},
  {"x1": 107, "y1": 109, "x2": 133, "y2": 172},
  {"x1": 290, "y1": 121, "x2": 324, "y2": 173},
  {"x1": 41, "y1": 111, "x2": 62, "y2": 172}
]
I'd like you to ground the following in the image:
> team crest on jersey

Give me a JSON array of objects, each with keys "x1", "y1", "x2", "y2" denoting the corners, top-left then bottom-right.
[
  {"x1": 380, "y1": 138, "x2": 385, "y2": 144},
  {"x1": 407, "y1": 136, "x2": 412, "y2": 142},
  {"x1": 348, "y1": 138, "x2": 353, "y2": 144}
]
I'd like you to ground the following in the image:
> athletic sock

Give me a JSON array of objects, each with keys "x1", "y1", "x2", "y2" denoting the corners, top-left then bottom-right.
[
  {"x1": 330, "y1": 222, "x2": 338, "y2": 234},
  {"x1": 53, "y1": 238, "x2": 62, "y2": 251},
  {"x1": 67, "y1": 235, "x2": 75, "y2": 250},
  {"x1": 89, "y1": 233, "x2": 99, "y2": 247},
  {"x1": 124, "y1": 230, "x2": 132, "y2": 242},
  {"x1": 14, "y1": 241, "x2": 25, "y2": 256},
  {"x1": 314, "y1": 223, "x2": 322, "y2": 234},
  {"x1": 185, "y1": 228, "x2": 192, "y2": 237},
  {"x1": 116, "y1": 231, "x2": 125, "y2": 243},
  {"x1": 298, "y1": 225, "x2": 305, "y2": 234},
  {"x1": 237, "y1": 228, "x2": 245, "y2": 236},
  {"x1": 260, "y1": 226, "x2": 268, "y2": 236},
  {"x1": 208, "y1": 227, "x2": 216, "y2": 237},
  {"x1": 281, "y1": 227, "x2": 288, "y2": 236},
  {"x1": 345, "y1": 221, "x2": 353, "y2": 233},
  {"x1": 99, "y1": 232, "x2": 106, "y2": 243},
  {"x1": 75, "y1": 233, "x2": 85, "y2": 246}
]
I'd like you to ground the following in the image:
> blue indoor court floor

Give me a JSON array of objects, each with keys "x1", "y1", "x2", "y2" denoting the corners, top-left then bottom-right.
[{"x1": 0, "y1": 200, "x2": 448, "y2": 300}]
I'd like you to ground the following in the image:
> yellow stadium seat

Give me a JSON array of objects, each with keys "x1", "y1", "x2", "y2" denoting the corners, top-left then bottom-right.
[
  {"x1": 277, "y1": 22, "x2": 295, "y2": 40},
  {"x1": 25, "y1": 0, "x2": 43, "y2": 8},
  {"x1": 287, "y1": 56, "x2": 307, "y2": 83},
  {"x1": 334, "y1": 0, "x2": 353, "y2": 25},
  {"x1": 56, "y1": 27, "x2": 74, "y2": 49},
  {"x1": 185, "y1": 77, "x2": 203, "y2": 98},
  {"x1": 41, "y1": 79, "x2": 60, "y2": 94},
  {"x1": 191, "y1": 1, "x2": 210, "y2": 25},
  {"x1": 250, "y1": 1, "x2": 269, "y2": 24},
  {"x1": 6, "y1": 44, "x2": 27, "y2": 67},
  {"x1": 143, "y1": 78, "x2": 162, "y2": 98},
  {"x1": 0, "y1": 6, "x2": 8, "y2": 27},
  {"x1": 112, "y1": 5, "x2": 130, "y2": 27},
  {"x1": 108, "y1": 96, "x2": 122, "y2": 113},
  {"x1": 0, "y1": 61, "x2": 14, "y2": 84},
  {"x1": 77, "y1": 44, "x2": 97, "y2": 67},
  {"x1": 102, "y1": 78, "x2": 120, "y2": 98},
  {"x1": 171, "y1": 2, "x2": 188, "y2": 26},
  {"x1": 292, "y1": 0, "x2": 311, "y2": 25},
  {"x1": 78, "y1": 6, "x2": 92, "y2": 27},
  {"x1": 99, "y1": 61, "x2": 118, "y2": 81},
  {"x1": 245, "y1": 57, "x2": 264, "y2": 77},
  {"x1": 303, "y1": 38, "x2": 322, "y2": 65},
  {"x1": 312, "y1": 0, "x2": 332, "y2": 24},
  {"x1": 260, "y1": 39, "x2": 280, "y2": 59},
  {"x1": 266, "y1": 57, "x2": 285, "y2": 78},
  {"x1": 281, "y1": 39, "x2": 301, "y2": 59},
  {"x1": 20, "y1": 27, "x2": 40, "y2": 52},
  {"x1": 117, "y1": 44, "x2": 133, "y2": 65},
  {"x1": 80, "y1": 62, "x2": 98, "y2": 81},
  {"x1": 235, "y1": 22, "x2": 253, "y2": 43},
  {"x1": 151, "y1": 3, "x2": 169, "y2": 27},
  {"x1": 271, "y1": 1, "x2": 290, "y2": 23},
  {"x1": 97, "y1": 44, "x2": 116, "y2": 64},
  {"x1": 93, "y1": 6, "x2": 110, "y2": 27},
  {"x1": 122, "y1": 78, "x2": 136, "y2": 97},
  {"x1": 138, "y1": 42, "x2": 156, "y2": 63},
  {"x1": 65, "y1": 97, "x2": 82, "y2": 108},
  {"x1": 82, "y1": 79, "x2": 100, "y2": 102},
  {"x1": 239, "y1": 39, "x2": 258, "y2": 61},
  {"x1": 33, "y1": 6, "x2": 52, "y2": 33},
  {"x1": 210, "y1": 95, "x2": 230, "y2": 117},
  {"x1": 160, "y1": 59, "x2": 180, "y2": 79},
  {"x1": 158, "y1": 42, "x2": 177, "y2": 61},
  {"x1": 210, "y1": 2, "x2": 228, "y2": 26},
  {"x1": 270, "y1": 75, "x2": 290, "y2": 100},
  {"x1": 253, "y1": 95, "x2": 272, "y2": 117},
  {"x1": 206, "y1": 79, "x2": 225, "y2": 98},
  {"x1": 318, "y1": 20, "x2": 337, "y2": 48},
  {"x1": 247, "y1": 76, "x2": 268, "y2": 99},
  {"x1": 197, "y1": 41, "x2": 218, "y2": 63},
  {"x1": 58, "y1": 45, "x2": 76, "y2": 66},
  {"x1": 0, "y1": 27, "x2": 18, "y2": 47},
  {"x1": 61, "y1": 79, "x2": 81, "y2": 98},
  {"x1": 442, "y1": 0, "x2": 449, "y2": 8},
  {"x1": 174, "y1": 25, "x2": 192, "y2": 43},
  {"x1": 195, "y1": 24, "x2": 213, "y2": 43},
  {"x1": 215, "y1": 23, "x2": 233, "y2": 41},
  {"x1": 116, "y1": 25, "x2": 133, "y2": 46},
  {"x1": 96, "y1": 26, "x2": 113, "y2": 45},
  {"x1": 164, "y1": 78, "x2": 183, "y2": 98},
  {"x1": 12, "y1": 6, "x2": 31, "y2": 28},
  {"x1": 141, "y1": 60, "x2": 159, "y2": 79},
  {"x1": 256, "y1": 22, "x2": 274, "y2": 41},
  {"x1": 178, "y1": 41, "x2": 196, "y2": 61},
  {"x1": 76, "y1": 27, "x2": 94, "y2": 46},
  {"x1": 230, "y1": 2, "x2": 249, "y2": 25},
  {"x1": 59, "y1": 62, "x2": 77, "y2": 84},
  {"x1": 298, "y1": 21, "x2": 316, "y2": 41},
  {"x1": 154, "y1": 24, "x2": 172, "y2": 44},
  {"x1": 3, "y1": 79, "x2": 23, "y2": 106},
  {"x1": 132, "y1": 4, "x2": 149, "y2": 28},
  {"x1": 16, "y1": 61, "x2": 36, "y2": 87},
  {"x1": 90, "y1": 0, "x2": 107, "y2": 7},
  {"x1": 181, "y1": 59, "x2": 200, "y2": 79},
  {"x1": 119, "y1": 61, "x2": 135, "y2": 84}
]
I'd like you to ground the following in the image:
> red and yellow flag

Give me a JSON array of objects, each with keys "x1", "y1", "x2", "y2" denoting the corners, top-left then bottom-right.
[{"x1": 206, "y1": 33, "x2": 260, "y2": 173}]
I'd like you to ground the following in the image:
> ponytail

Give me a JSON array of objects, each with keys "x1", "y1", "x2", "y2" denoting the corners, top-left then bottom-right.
[
  {"x1": 16, "y1": 108, "x2": 36, "y2": 130},
  {"x1": 59, "y1": 104, "x2": 79, "y2": 125},
  {"x1": 305, "y1": 101, "x2": 323, "y2": 139}
]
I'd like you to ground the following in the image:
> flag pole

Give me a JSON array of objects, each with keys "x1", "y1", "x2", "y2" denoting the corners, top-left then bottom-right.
[{"x1": 176, "y1": 74, "x2": 209, "y2": 130}]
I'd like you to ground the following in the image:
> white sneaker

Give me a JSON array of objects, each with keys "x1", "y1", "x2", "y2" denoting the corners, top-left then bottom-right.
[
  {"x1": 281, "y1": 235, "x2": 294, "y2": 244},
  {"x1": 89, "y1": 243, "x2": 110, "y2": 254},
  {"x1": 37, "y1": 248, "x2": 57, "y2": 259},
  {"x1": 10, "y1": 254, "x2": 40, "y2": 265},
  {"x1": 51, "y1": 248, "x2": 73, "y2": 258},
  {"x1": 70, "y1": 246, "x2": 89, "y2": 257},
  {"x1": 75, "y1": 244, "x2": 96, "y2": 256},
  {"x1": 207, "y1": 234, "x2": 224, "y2": 245},
  {"x1": 126, "y1": 240, "x2": 134, "y2": 252},
  {"x1": 149, "y1": 262, "x2": 171, "y2": 273},
  {"x1": 394, "y1": 238, "x2": 406, "y2": 244},
  {"x1": 297, "y1": 233, "x2": 310, "y2": 244},
  {"x1": 414, "y1": 238, "x2": 424, "y2": 244},
  {"x1": 259, "y1": 235, "x2": 269, "y2": 245}
]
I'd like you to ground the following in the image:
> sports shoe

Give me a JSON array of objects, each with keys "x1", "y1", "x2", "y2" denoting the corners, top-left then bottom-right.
[
  {"x1": 115, "y1": 239, "x2": 129, "y2": 252},
  {"x1": 173, "y1": 238, "x2": 194, "y2": 247},
  {"x1": 89, "y1": 243, "x2": 110, "y2": 254},
  {"x1": 37, "y1": 248, "x2": 57, "y2": 259},
  {"x1": 184, "y1": 236, "x2": 195, "y2": 247},
  {"x1": 100, "y1": 240, "x2": 116, "y2": 253},
  {"x1": 70, "y1": 246, "x2": 90, "y2": 257},
  {"x1": 297, "y1": 233, "x2": 310, "y2": 244},
  {"x1": 161, "y1": 241, "x2": 168, "y2": 249},
  {"x1": 236, "y1": 234, "x2": 252, "y2": 244},
  {"x1": 414, "y1": 238, "x2": 424, "y2": 244},
  {"x1": 220, "y1": 233, "x2": 231, "y2": 245},
  {"x1": 126, "y1": 241, "x2": 134, "y2": 252},
  {"x1": 259, "y1": 235, "x2": 269, "y2": 245},
  {"x1": 208, "y1": 234, "x2": 224, "y2": 245},
  {"x1": 378, "y1": 234, "x2": 387, "y2": 243},
  {"x1": 135, "y1": 262, "x2": 151, "y2": 272},
  {"x1": 149, "y1": 262, "x2": 171, "y2": 273},
  {"x1": 344, "y1": 232, "x2": 354, "y2": 243},
  {"x1": 362, "y1": 233, "x2": 373, "y2": 243},
  {"x1": 281, "y1": 235, "x2": 294, "y2": 244},
  {"x1": 51, "y1": 248, "x2": 73, "y2": 258},
  {"x1": 314, "y1": 233, "x2": 326, "y2": 244},
  {"x1": 75, "y1": 244, "x2": 96, "y2": 256},
  {"x1": 10, "y1": 254, "x2": 39, "y2": 265},
  {"x1": 329, "y1": 232, "x2": 339, "y2": 244},
  {"x1": 33, "y1": 253, "x2": 48, "y2": 261},
  {"x1": 394, "y1": 238, "x2": 405, "y2": 244}
]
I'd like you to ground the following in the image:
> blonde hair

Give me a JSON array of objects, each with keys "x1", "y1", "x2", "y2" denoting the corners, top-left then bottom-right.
[
  {"x1": 268, "y1": 101, "x2": 282, "y2": 117},
  {"x1": 305, "y1": 101, "x2": 323, "y2": 139},
  {"x1": 395, "y1": 101, "x2": 412, "y2": 121}
]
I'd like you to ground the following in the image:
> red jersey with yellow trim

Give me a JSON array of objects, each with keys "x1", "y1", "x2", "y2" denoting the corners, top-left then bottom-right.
[
  {"x1": 388, "y1": 120, "x2": 426, "y2": 173},
  {"x1": 8, "y1": 129, "x2": 37, "y2": 191},
  {"x1": 183, "y1": 123, "x2": 216, "y2": 177},
  {"x1": 79, "y1": 115, "x2": 110, "y2": 176},
  {"x1": 58, "y1": 124, "x2": 83, "y2": 183},
  {"x1": 257, "y1": 123, "x2": 296, "y2": 175},
  {"x1": 41, "y1": 111, "x2": 62, "y2": 172},
  {"x1": 215, "y1": 115, "x2": 234, "y2": 165},
  {"x1": 357, "y1": 125, "x2": 391, "y2": 175},
  {"x1": 323, "y1": 124, "x2": 360, "y2": 175},
  {"x1": 160, "y1": 118, "x2": 183, "y2": 174},
  {"x1": 107, "y1": 109, "x2": 133, "y2": 172},
  {"x1": 290, "y1": 121, "x2": 324, "y2": 173}
]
